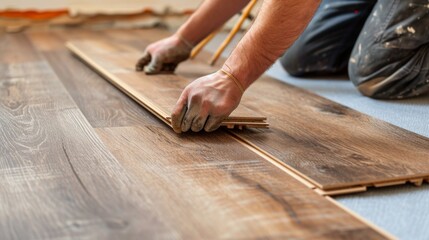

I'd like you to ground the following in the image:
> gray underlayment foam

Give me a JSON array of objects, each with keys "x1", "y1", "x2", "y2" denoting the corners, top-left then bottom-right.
[{"x1": 267, "y1": 61, "x2": 429, "y2": 240}]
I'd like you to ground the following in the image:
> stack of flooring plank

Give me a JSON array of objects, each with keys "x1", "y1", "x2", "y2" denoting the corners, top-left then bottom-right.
[{"x1": 3, "y1": 27, "x2": 428, "y2": 239}]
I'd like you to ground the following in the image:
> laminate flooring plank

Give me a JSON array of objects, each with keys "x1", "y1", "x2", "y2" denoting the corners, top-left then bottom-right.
[
  {"x1": 101, "y1": 29, "x2": 225, "y2": 78},
  {"x1": 32, "y1": 29, "x2": 250, "y2": 125},
  {"x1": 26, "y1": 31, "x2": 160, "y2": 128},
  {"x1": 0, "y1": 33, "x2": 173, "y2": 239},
  {"x1": 95, "y1": 124, "x2": 388, "y2": 239},
  {"x1": 66, "y1": 40, "x2": 268, "y2": 129},
  {"x1": 25, "y1": 30, "x2": 65, "y2": 52},
  {"x1": 125, "y1": 28, "x2": 429, "y2": 191},
  {"x1": 234, "y1": 76, "x2": 429, "y2": 190},
  {"x1": 31, "y1": 29, "x2": 260, "y2": 127},
  {"x1": 0, "y1": 33, "x2": 40, "y2": 64}
]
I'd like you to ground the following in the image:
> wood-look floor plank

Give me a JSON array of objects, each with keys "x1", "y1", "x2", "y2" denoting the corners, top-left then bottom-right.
[
  {"x1": 101, "y1": 29, "x2": 226, "y2": 78},
  {"x1": 66, "y1": 40, "x2": 268, "y2": 129},
  {"x1": 26, "y1": 31, "x2": 161, "y2": 128},
  {"x1": 96, "y1": 125, "x2": 388, "y2": 239},
  {"x1": 0, "y1": 33, "x2": 174, "y2": 239},
  {"x1": 125, "y1": 28, "x2": 429, "y2": 191},
  {"x1": 235, "y1": 76, "x2": 429, "y2": 190},
  {"x1": 0, "y1": 34, "x2": 40, "y2": 64}
]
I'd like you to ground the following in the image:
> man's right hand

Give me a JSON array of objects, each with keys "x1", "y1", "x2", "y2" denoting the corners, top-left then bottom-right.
[
  {"x1": 171, "y1": 70, "x2": 243, "y2": 133},
  {"x1": 136, "y1": 34, "x2": 192, "y2": 74}
]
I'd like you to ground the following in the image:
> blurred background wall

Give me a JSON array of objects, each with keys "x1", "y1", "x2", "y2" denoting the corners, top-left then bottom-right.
[
  {"x1": 0, "y1": 0, "x2": 259, "y2": 34},
  {"x1": 0, "y1": 0, "x2": 203, "y2": 33},
  {"x1": 0, "y1": 0, "x2": 201, "y2": 14}
]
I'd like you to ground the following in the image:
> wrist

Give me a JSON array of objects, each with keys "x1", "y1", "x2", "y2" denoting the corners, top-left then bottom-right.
[
  {"x1": 218, "y1": 67, "x2": 245, "y2": 94},
  {"x1": 176, "y1": 26, "x2": 201, "y2": 48},
  {"x1": 175, "y1": 32, "x2": 194, "y2": 50},
  {"x1": 221, "y1": 63, "x2": 251, "y2": 91},
  {"x1": 171, "y1": 33, "x2": 194, "y2": 51}
]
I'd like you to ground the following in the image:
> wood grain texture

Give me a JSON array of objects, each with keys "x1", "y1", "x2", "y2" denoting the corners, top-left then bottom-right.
[
  {"x1": 0, "y1": 33, "x2": 174, "y2": 239},
  {"x1": 127, "y1": 28, "x2": 429, "y2": 191},
  {"x1": 95, "y1": 125, "x2": 388, "y2": 239},
  {"x1": 66, "y1": 40, "x2": 269, "y2": 129},
  {"x1": 0, "y1": 31, "x2": 389, "y2": 239},
  {"x1": 0, "y1": 34, "x2": 40, "y2": 64},
  {"x1": 234, "y1": 76, "x2": 429, "y2": 190},
  {"x1": 26, "y1": 31, "x2": 161, "y2": 128},
  {"x1": 113, "y1": 28, "x2": 429, "y2": 192}
]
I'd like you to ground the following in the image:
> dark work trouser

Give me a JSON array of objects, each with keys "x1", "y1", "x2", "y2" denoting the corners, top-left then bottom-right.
[{"x1": 280, "y1": 0, "x2": 429, "y2": 99}]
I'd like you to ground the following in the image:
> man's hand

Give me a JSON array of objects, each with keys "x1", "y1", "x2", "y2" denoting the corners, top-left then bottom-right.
[
  {"x1": 136, "y1": 34, "x2": 192, "y2": 74},
  {"x1": 171, "y1": 71, "x2": 243, "y2": 133}
]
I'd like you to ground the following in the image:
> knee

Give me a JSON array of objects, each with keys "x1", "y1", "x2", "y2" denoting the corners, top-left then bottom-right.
[
  {"x1": 348, "y1": 62, "x2": 396, "y2": 99},
  {"x1": 281, "y1": 46, "x2": 349, "y2": 77},
  {"x1": 348, "y1": 30, "x2": 429, "y2": 99},
  {"x1": 280, "y1": 52, "x2": 307, "y2": 77},
  {"x1": 354, "y1": 80, "x2": 429, "y2": 100},
  {"x1": 348, "y1": 62, "x2": 378, "y2": 98},
  {"x1": 349, "y1": 61, "x2": 429, "y2": 100},
  {"x1": 354, "y1": 80, "x2": 388, "y2": 99}
]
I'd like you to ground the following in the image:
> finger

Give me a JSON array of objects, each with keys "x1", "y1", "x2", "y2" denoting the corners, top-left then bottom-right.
[
  {"x1": 172, "y1": 105, "x2": 187, "y2": 133},
  {"x1": 144, "y1": 56, "x2": 163, "y2": 75},
  {"x1": 191, "y1": 113, "x2": 209, "y2": 132},
  {"x1": 171, "y1": 95, "x2": 188, "y2": 133},
  {"x1": 181, "y1": 96, "x2": 201, "y2": 133},
  {"x1": 204, "y1": 116, "x2": 224, "y2": 132},
  {"x1": 136, "y1": 51, "x2": 151, "y2": 71},
  {"x1": 161, "y1": 63, "x2": 178, "y2": 73},
  {"x1": 181, "y1": 105, "x2": 198, "y2": 133}
]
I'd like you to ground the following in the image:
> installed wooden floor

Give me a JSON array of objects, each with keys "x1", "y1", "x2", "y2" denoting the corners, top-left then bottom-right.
[
  {"x1": 65, "y1": 29, "x2": 429, "y2": 195},
  {"x1": 235, "y1": 76, "x2": 429, "y2": 192},
  {"x1": 0, "y1": 30, "x2": 391, "y2": 238}
]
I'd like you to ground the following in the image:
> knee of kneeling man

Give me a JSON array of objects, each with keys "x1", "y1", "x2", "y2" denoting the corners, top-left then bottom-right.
[
  {"x1": 349, "y1": 63, "x2": 389, "y2": 99},
  {"x1": 351, "y1": 75, "x2": 405, "y2": 99},
  {"x1": 280, "y1": 54, "x2": 306, "y2": 77},
  {"x1": 349, "y1": 71, "x2": 391, "y2": 99},
  {"x1": 355, "y1": 81, "x2": 384, "y2": 99}
]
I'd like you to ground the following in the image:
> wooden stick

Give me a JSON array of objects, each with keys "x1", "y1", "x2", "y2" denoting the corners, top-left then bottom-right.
[{"x1": 209, "y1": 0, "x2": 257, "y2": 66}]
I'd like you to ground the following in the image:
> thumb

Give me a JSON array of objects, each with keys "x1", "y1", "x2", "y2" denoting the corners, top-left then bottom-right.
[
  {"x1": 144, "y1": 56, "x2": 163, "y2": 75},
  {"x1": 171, "y1": 91, "x2": 188, "y2": 133},
  {"x1": 136, "y1": 51, "x2": 151, "y2": 71}
]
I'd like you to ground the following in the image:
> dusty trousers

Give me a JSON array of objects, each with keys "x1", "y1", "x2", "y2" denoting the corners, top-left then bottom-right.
[{"x1": 280, "y1": 0, "x2": 429, "y2": 99}]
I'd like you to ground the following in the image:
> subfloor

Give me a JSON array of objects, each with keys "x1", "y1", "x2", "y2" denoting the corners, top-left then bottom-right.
[{"x1": 205, "y1": 32, "x2": 429, "y2": 240}]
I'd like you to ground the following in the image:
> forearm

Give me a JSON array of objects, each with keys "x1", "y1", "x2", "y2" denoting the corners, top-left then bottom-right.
[
  {"x1": 177, "y1": 0, "x2": 250, "y2": 45},
  {"x1": 224, "y1": 0, "x2": 320, "y2": 89}
]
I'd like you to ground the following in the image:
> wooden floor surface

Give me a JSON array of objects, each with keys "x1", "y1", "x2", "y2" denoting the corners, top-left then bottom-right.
[
  {"x1": 0, "y1": 30, "x2": 390, "y2": 238},
  {"x1": 0, "y1": 32, "x2": 165, "y2": 239},
  {"x1": 235, "y1": 76, "x2": 429, "y2": 191},
  {"x1": 65, "y1": 29, "x2": 429, "y2": 194}
]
